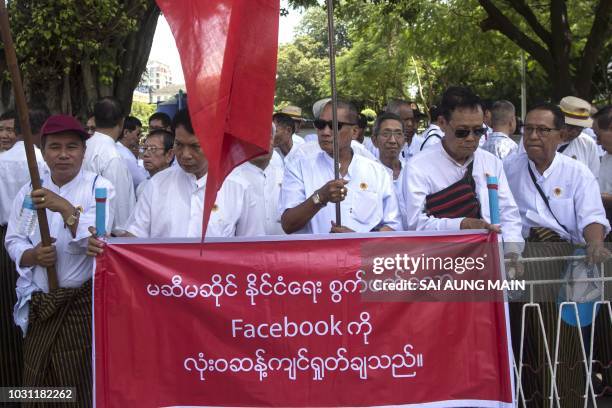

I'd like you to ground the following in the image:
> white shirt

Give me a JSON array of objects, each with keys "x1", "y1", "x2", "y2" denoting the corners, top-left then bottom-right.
[
  {"x1": 4, "y1": 169, "x2": 115, "y2": 334},
  {"x1": 363, "y1": 137, "x2": 379, "y2": 158},
  {"x1": 419, "y1": 124, "x2": 444, "y2": 151},
  {"x1": 84, "y1": 131, "x2": 135, "y2": 232},
  {"x1": 504, "y1": 152, "x2": 610, "y2": 243},
  {"x1": 125, "y1": 165, "x2": 264, "y2": 238},
  {"x1": 274, "y1": 134, "x2": 306, "y2": 162},
  {"x1": 600, "y1": 153, "x2": 612, "y2": 194},
  {"x1": 401, "y1": 142, "x2": 523, "y2": 254},
  {"x1": 285, "y1": 140, "x2": 377, "y2": 165},
  {"x1": 135, "y1": 177, "x2": 150, "y2": 200},
  {"x1": 0, "y1": 141, "x2": 48, "y2": 226},
  {"x1": 480, "y1": 131, "x2": 518, "y2": 160},
  {"x1": 281, "y1": 150, "x2": 402, "y2": 234},
  {"x1": 557, "y1": 132, "x2": 600, "y2": 178},
  {"x1": 583, "y1": 127, "x2": 606, "y2": 157},
  {"x1": 234, "y1": 161, "x2": 285, "y2": 235},
  {"x1": 303, "y1": 133, "x2": 317, "y2": 143},
  {"x1": 116, "y1": 141, "x2": 148, "y2": 189}
]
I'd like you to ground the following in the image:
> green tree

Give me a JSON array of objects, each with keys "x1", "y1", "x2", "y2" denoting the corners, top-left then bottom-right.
[
  {"x1": 130, "y1": 100, "x2": 156, "y2": 126},
  {"x1": 0, "y1": 0, "x2": 160, "y2": 117},
  {"x1": 275, "y1": 35, "x2": 329, "y2": 116}
]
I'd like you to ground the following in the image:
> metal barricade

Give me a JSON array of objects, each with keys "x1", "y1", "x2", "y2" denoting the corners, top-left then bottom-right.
[{"x1": 507, "y1": 255, "x2": 612, "y2": 408}]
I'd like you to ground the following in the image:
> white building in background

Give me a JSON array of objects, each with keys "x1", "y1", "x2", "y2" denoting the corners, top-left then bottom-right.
[{"x1": 142, "y1": 60, "x2": 174, "y2": 90}]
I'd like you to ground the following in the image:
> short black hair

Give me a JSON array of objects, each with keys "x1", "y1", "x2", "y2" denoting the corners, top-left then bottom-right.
[
  {"x1": 148, "y1": 111, "x2": 171, "y2": 128},
  {"x1": 429, "y1": 105, "x2": 442, "y2": 121},
  {"x1": 123, "y1": 116, "x2": 142, "y2": 132},
  {"x1": 172, "y1": 108, "x2": 194, "y2": 134},
  {"x1": 147, "y1": 129, "x2": 175, "y2": 152},
  {"x1": 528, "y1": 103, "x2": 565, "y2": 130},
  {"x1": 94, "y1": 97, "x2": 124, "y2": 128},
  {"x1": 593, "y1": 105, "x2": 612, "y2": 130},
  {"x1": 14, "y1": 105, "x2": 51, "y2": 135},
  {"x1": 440, "y1": 87, "x2": 483, "y2": 121},
  {"x1": 357, "y1": 114, "x2": 367, "y2": 129},
  {"x1": 373, "y1": 112, "x2": 404, "y2": 137},
  {"x1": 0, "y1": 109, "x2": 16, "y2": 121},
  {"x1": 272, "y1": 112, "x2": 296, "y2": 134}
]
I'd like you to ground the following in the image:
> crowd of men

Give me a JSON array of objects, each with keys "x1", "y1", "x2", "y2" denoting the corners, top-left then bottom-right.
[{"x1": 0, "y1": 86, "x2": 611, "y2": 406}]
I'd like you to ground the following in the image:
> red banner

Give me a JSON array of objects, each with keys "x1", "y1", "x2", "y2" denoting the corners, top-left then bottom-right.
[{"x1": 94, "y1": 232, "x2": 514, "y2": 407}]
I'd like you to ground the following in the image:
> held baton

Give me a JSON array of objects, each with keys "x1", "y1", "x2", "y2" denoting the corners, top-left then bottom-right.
[{"x1": 95, "y1": 188, "x2": 107, "y2": 237}]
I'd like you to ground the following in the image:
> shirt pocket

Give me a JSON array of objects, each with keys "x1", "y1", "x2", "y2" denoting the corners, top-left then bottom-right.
[
  {"x1": 548, "y1": 198, "x2": 574, "y2": 230},
  {"x1": 350, "y1": 189, "x2": 381, "y2": 225}
]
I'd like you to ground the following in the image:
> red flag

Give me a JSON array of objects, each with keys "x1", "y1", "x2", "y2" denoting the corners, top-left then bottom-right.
[{"x1": 156, "y1": 0, "x2": 280, "y2": 237}]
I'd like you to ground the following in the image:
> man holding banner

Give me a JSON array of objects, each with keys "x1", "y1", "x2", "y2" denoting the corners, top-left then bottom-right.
[
  {"x1": 400, "y1": 86, "x2": 524, "y2": 256},
  {"x1": 4, "y1": 115, "x2": 114, "y2": 407},
  {"x1": 281, "y1": 99, "x2": 401, "y2": 234}
]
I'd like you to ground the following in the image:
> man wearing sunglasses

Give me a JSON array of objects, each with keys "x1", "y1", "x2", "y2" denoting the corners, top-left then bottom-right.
[
  {"x1": 401, "y1": 86, "x2": 523, "y2": 256},
  {"x1": 280, "y1": 100, "x2": 401, "y2": 234}
]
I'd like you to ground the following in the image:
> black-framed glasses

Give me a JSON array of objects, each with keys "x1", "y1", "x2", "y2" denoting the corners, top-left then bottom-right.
[
  {"x1": 313, "y1": 119, "x2": 356, "y2": 131},
  {"x1": 522, "y1": 125, "x2": 560, "y2": 136}
]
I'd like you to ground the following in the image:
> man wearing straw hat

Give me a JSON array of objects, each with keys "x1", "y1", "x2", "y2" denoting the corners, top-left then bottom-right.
[
  {"x1": 279, "y1": 105, "x2": 306, "y2": 146},
  {"x1": 557, "y1": 96, "x2": 600, "y2": 177},
  {"x1": 4, "y1": 115, "x2": 115, "y2": 407},
  {"x1": 505, "y1": 103, "x2": 610, "y2": 407}
]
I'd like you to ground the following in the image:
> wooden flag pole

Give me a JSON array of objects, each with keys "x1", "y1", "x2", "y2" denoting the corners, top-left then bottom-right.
[
  {"x1": 325, "y1": 0, "x2": 341, "y2": 226},
  {"x1": 0, "y1": 2, "x2": 58, "y2": 290}
]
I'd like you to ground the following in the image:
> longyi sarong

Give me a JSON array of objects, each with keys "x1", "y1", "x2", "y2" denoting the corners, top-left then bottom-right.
[
  {"x1": 22, "y1": 280, "x2": 92, "y2": 408},
  {"x1": 0, "y1": 224, "x2": 23, "y2": 392}
]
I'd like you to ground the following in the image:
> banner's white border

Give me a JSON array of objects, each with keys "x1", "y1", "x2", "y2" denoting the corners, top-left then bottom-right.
[
  {"x1": 107, "y1": 229, "x2": 492, "y2": 245},
  {"x1": 166, "y1": 401, "x2": 514, "y2": 408}
]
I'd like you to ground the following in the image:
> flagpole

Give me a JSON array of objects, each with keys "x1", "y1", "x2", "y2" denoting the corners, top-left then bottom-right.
[
  {"x1": 325, "y1": 0, "x2": 341, "y2": 226},
  {"x1": 0, "y1": 1, "x2": 58, "y2": 290}
]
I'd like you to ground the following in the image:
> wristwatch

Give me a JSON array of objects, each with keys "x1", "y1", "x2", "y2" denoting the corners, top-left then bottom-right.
[
  {"x1": 312, "y1": 192, "x2": 325, "y2": 207},
  {"x1": 64, "y1": 206, "x2": 83, "y2": 227}
]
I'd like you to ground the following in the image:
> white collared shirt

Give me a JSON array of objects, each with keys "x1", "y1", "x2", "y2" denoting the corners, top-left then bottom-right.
[
  {"x1": 233, "y1": 161, "x2": 285, "y2": 235},
  {"x1": 600, "y1": 153, "x2": 612, "y2": 194},
  {"x1": 115, "y1": 141, "x2": 148, "y2": 189},
  {"x1": 84, "y1": 131, "x2": 135, "y2": 232},
  {"x1": 419, "y1": 124, "x2": 444, "y2": 151},
  {"x1": 280, "y1": 150, "x2": 402, "y2": 234},
  {"x1": 480, "y1": 131, "x2": 518, "y2": 161},
  {"x1": 557, "y1": 132, "x2": 600, "y2": 177},
  {"x1": 504, "y1": 152, "x2": 610, "y2": 243},
  {"x1": 4, "y1": 169, "x2": 115, "y2": 334},
  {"x1": 274, "y1": 134, "x2": 306, "y2": 162},
  {"x1": 285, "y1": 140, "x2": 377, "y2": 166},
  {"x1": 401, "y1": 142, "x2": 523, "y2": 253},
  {"x1": 0, "y1": 141, "x2": 48, "y2": 226},
  {"x1": 125, "y1": 165, "x2": 264, "y2": 238}
]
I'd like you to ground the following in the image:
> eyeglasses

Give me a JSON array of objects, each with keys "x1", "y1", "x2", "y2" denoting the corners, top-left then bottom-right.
[
  {"x1": 313, "y1": 119, "x2": 356, "y2": 131},
  {"x1": 522, "y1": 125, "x2": 559, "y2": 136},
  {"x1": 139, "y1": 146, "x2": 165, "y2": 154},
  {"x1": 378, "y1": 130, "x2": 404, "y2": 139},
  {"x1": 84, "y1": 126, "x2": 96, "y2": 133},
  {"x1": 453, "y1": 127, "x2": 487, "y2": 138}
]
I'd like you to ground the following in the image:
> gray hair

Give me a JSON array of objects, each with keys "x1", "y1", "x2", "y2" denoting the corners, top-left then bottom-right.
[
  {"x1": 491, "y1": 100, "x2": 515, "y2": 127},
  {"x1": 372, "y1": 112, "x2": 404, "y2": 137}
]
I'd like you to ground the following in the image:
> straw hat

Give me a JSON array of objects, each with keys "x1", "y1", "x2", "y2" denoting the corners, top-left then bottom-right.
[
  {"x1": 280, "y1": 105, "x2": 302, "y2": 120},
  {"x1": 559, "y1": 96, "x2": 593, "y2": 128}
]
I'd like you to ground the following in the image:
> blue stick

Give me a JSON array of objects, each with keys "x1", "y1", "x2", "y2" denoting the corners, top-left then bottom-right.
[
  {"x1": 487, "y1": 176, "x2": 500, "y2": 225},
  {"x1": 95, "y1": 188, "x2": 107, "y2": 236}
]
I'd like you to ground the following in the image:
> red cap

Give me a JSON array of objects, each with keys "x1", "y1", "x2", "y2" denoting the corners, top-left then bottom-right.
[{"x1": 41, "y1": 115, "x2": 89, "y2": 141}]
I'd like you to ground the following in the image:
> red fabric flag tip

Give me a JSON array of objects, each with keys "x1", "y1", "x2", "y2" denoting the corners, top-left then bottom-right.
[{"x1": 157, "y1": 0, "x2": 280, "y2": 239}]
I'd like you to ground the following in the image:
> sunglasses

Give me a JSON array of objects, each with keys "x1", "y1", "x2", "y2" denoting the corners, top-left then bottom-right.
[
  {"x1": 453, "y1": 127, "x2": 487, "y2": 138},
  {"x1": 313, "y1": 119, "x2": 356, "y2": 131}
]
